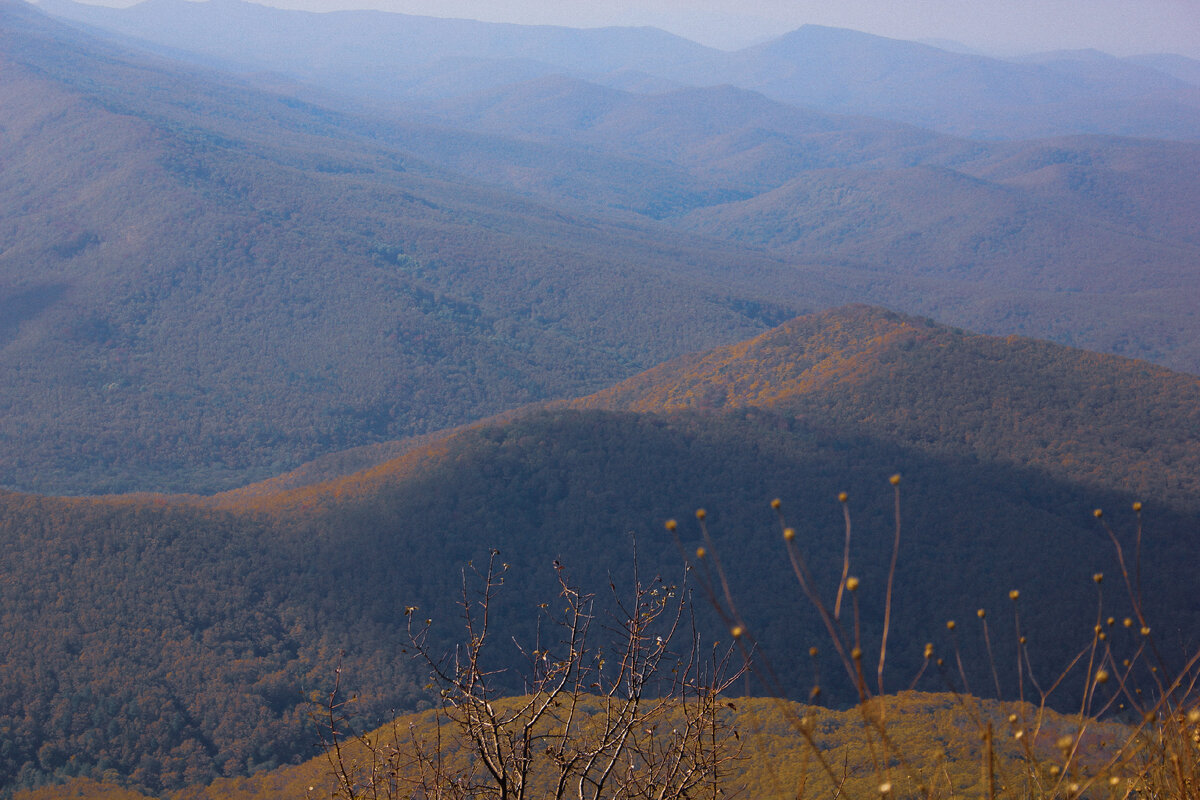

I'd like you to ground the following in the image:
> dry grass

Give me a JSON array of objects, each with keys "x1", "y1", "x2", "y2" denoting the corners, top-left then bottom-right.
[{"x1": 670, "y1": 481, "x2": 1200, "y2": 799}]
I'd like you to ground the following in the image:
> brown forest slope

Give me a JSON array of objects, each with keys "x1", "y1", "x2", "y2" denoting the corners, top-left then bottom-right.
[{"x1": 572, "y1": 305, "x2": 1200, "y2": 507}]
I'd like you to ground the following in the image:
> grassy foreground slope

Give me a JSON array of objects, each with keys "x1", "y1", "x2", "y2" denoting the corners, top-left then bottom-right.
[{"x1": 13, "y1": 693, "x2": 1137, "y2": 800}]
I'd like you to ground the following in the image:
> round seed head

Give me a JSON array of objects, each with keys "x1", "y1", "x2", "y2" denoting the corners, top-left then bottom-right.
[{"x1": 770, "y1": 498, "x2": 781, "y2": 510}]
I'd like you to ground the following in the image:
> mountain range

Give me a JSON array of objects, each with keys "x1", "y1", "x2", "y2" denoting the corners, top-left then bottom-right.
[
  {"x1": 35, "y1": 0, "x2": 1200, "y2": 141},
  {"x1": 0, "y1": 0, "x2": 835, "y2": 493},
  {"x1": 4, "y1": 0, "x2": 1200, "y2": 493}
]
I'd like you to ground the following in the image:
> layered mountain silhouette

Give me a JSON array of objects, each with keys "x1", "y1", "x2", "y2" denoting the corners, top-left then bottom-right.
[
  {"x1": 5, "y1": 1, "x2": 1200, "y2": 495},
  {"x1": 4, "y1": 2, "x2": 1199, "y2": 796},
  {"x1": 37, "y1": 0, "x2": 1200, "y2": 140},
  {"x1": 2, "y1": 306, "x2": 1197, "y2": 792}
]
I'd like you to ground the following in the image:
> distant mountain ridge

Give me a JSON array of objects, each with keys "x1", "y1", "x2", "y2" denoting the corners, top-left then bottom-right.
[{"x1": 34, "y1": 0, "x2": 1200, "y2": 141}]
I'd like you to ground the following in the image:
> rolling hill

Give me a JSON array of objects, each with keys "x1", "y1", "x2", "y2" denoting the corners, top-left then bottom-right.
[
  {"x1": 423, "y1": 78, "x2": 1200, "y2": 373},
  {"x1": 2, "y1": 306, "x2": 1197, "y2": 793}
]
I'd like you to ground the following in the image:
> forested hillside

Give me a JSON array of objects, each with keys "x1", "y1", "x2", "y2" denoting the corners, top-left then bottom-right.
[
  {"x1": 2, "y1": 308, "x2": 1197, "y2": 794},
  {"x1": 0, "y1": 0, "x2": 828, "y2": 494},
  {"x1": 573, "y1": 305, "x2": 1200, "y2": 507}
]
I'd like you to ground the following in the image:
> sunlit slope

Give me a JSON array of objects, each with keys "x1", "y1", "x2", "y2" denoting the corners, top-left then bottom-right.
[
  {"x1": 0, "y1": 0, "x2": 826, "y2": 495},
  {"x1": 572, "y1": 305, "x2": 1200, "y2": 506},
  {"x1": 12, "y1": 693, "x2": 1129, "y2": 800}
]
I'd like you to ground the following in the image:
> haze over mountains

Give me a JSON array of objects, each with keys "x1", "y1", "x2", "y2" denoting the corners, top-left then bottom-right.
[
  {"x1": 2, "y1": 2, "x2": 1199, "y2": 796},
  {"x1": 4, "y1": 0, "x2": 1200, "y2": 494},
  {"x1": 34, "y1": 0, "x2": 1200, "y2": 140},
  {"x1": 0, "y1": 0, "x2": 833, "y2": 493}
]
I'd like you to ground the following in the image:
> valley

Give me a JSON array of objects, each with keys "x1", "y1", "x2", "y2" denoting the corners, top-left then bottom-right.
[{"x1": 0, "y1": 1, "x2": 1198, "y2": 796}]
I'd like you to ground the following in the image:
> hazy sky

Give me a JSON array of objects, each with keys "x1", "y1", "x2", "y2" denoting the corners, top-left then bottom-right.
[{"x1": 240, "y1": 0, "x2": 1200, "y2": 56}]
